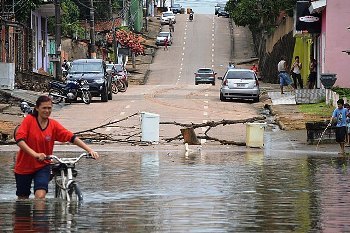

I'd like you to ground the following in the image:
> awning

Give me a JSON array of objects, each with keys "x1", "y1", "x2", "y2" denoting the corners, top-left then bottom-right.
[{"x1": 309, "y1": 0, "x2": 326, "y2": 14}]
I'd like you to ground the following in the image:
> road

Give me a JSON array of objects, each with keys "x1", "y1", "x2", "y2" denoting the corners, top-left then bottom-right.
[{"x1": 51, "y1": 14, "x2": 260, "y2": 145}]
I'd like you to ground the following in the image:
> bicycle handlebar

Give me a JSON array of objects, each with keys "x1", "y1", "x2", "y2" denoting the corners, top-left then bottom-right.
[{"x1": 46, "y1": 153, "x2": 93, "y2": 164}]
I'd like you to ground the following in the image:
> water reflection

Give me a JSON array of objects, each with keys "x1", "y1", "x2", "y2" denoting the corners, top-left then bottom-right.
[
  {"x1": 13, "y1": 200, "x2": 49, "y2": 232},
  {"x1": 1, "y1": 150, "x2": 350, "y2": 231}
]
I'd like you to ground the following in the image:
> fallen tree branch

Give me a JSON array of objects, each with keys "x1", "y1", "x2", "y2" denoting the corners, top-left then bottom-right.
[
  {"x1": 160, "y1": 116, "x2": 265, "y2": 128},
  {"x1": 74, "y1": 112, "x2": 139, "y2": 135}
]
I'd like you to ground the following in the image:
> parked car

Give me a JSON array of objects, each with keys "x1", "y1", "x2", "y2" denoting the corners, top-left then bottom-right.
[
  {"x1": 219, "y1": 69, "x2": 260, "y2": 102},
  {"x1": 217, "y1": 7, "x2": 229, "y2": 17},
  {"x1": 195, "y1": 68, "x2": 217, "y2": 85},
  {"x1": 215, "y1": 3, "x2": 226, "y2": 15},
  {"x1": 161, "y1": 11, "x2": 176, "y2": 25},
  {"x1": 156, "y1": 32, "x2": 173, "y2": 46},
  {"x1": 171, "y1": 4, "x2": 182, "y2": 14},
  {"x1": 67, "y1": 59, "x2": 113, "y2": 102}
]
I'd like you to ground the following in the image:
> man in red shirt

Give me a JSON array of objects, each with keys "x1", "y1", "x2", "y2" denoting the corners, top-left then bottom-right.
[{"x1": 14, "y1": 95, "x2": 99, "y2": 199}]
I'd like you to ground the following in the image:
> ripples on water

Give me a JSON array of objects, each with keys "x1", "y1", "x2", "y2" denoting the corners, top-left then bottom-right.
[{"x1": 1, "y1": 150, "x2": 350, "y2": 232}]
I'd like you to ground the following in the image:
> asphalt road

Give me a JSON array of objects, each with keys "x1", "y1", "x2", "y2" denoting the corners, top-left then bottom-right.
[{"x1": 50, "y1": 14, "x2": 261, "y2": 145}]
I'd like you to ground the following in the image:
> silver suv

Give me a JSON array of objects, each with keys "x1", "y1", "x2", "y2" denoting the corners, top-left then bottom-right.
[{"x1": 219, "y1": 69, "x2": 260, "y2": 102}]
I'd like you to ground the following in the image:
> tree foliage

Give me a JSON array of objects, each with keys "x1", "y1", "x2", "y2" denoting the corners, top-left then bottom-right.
[
  {"x1": 227, "y1": 0, "x2": 297, "y2": 32},
  {"x1": 105, "y1": 29, "x2": 145, "y2": 55},
  {"x1": 3, "y1": 0, "x2": 43, "y2": 23}
]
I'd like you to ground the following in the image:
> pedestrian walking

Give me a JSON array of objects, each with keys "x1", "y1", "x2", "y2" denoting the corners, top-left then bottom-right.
[
  {"x1": 250, "y1": 63, "x2": 259, "y2": 76},
  {"x1": 330, "y1": 99, "x2": 349, "y2": 155},
  {"x1": 169, "y1": 20, "x2": 174, "y2": 32},
  {"x1": 277, "y1": 56, "x2": 294, "y2": 94},
  {"x1": 308, "y1": 57, "x2": 317, "y2": 89},
  {"x1": 14, "y1": 95, "x2": 100, "y2": 199},
  {"x1": 291, "y1": 56, "x2": 303, "y2": 89},
  {"x1": 164, "y1": 37, "x2": 168, "y2": 50},
  {"x1": 227, "y1": 62, "x2": 235, "y2": 69}
]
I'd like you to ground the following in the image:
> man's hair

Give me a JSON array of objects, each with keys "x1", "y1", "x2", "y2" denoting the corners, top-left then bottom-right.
[{"x1": 337, "y1": 99, "x2": 344, "y2": 105}]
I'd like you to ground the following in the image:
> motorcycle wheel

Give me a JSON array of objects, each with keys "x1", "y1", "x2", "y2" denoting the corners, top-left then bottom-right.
[
  {"x1": 48, "y1": 89, "x2": 63, "y2": 104},
  {"x1": 81, "y1": 90, "x2": 92, "y2": 104},
  {"x1": 117, "y1": 80, "x2": 127, "y2": 92},
  {"x1": 111, "y1": 81, "x2": 119, "y2": 94}
]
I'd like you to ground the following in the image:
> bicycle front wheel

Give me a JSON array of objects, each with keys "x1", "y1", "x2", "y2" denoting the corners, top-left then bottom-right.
[{"x1": 68, "y1": 183, "x2": 83, "y2": 202}]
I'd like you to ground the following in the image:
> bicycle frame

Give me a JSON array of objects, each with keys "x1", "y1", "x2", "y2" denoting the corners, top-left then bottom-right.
[{"x1": 49, "y1": 153, "x2": 90, "y2": 202}]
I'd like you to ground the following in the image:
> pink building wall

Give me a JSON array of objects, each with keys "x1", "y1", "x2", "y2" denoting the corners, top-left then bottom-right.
[{"x1": 322, "y1": 0, "x2": 350, "y2": 88}]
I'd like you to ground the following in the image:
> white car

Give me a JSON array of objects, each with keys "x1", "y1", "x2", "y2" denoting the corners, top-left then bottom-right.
[
  {"x1": 156, "y1": 32, "x2": 173, "y2": 46},
  {"x1": 219, "y1": 69, "x2": 260, "y2": 102},
  {"x1": 161, "y1": 11, "x2": 176, "y2": 25}
]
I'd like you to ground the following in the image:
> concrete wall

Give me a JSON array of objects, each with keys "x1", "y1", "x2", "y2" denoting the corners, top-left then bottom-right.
[{"x1": 265, "y1": 17, "x2": 294, "y2": 53}]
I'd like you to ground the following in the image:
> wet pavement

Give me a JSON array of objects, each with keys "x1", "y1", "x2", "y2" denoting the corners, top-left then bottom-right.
[{"x1": 1, "y1": 142, "x2": 350, "y2": 232}]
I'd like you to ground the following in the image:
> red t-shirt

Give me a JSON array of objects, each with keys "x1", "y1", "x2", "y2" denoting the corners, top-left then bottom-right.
[{"x1": 14, "y1": 114, "x2": 75, "y2": 174}]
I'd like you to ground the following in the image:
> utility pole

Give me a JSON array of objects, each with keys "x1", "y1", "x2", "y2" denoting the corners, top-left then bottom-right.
[
  {"x1": 55, "y1": 0, "x2": 62, "y2": 79},
  {"x1": 108, "y1": 0, "x2": 113, "y2": 19},
  {"x1": 89, "y1": 0, "x2": 96, "y2": 58},
  {"x1": 145, "y1": 0, "x2": 149, "y2": 31}
]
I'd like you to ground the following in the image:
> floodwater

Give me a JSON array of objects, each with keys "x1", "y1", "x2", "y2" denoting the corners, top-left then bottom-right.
[{"x1": 1, "y1": 150, "x2": 350, "y2": 232}]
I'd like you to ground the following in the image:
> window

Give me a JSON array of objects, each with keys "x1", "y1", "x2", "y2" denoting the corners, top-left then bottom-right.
[{"x1": 226, "y1": 71, "x2": 255, "y2": 79}]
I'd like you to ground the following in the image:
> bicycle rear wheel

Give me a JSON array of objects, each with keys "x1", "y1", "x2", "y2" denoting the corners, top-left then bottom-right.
[{"x1": 68, "y1": 183, "x2": 83, "y2": 202}]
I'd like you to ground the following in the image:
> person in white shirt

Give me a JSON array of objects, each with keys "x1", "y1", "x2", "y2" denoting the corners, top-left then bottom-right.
[
  {"x1": 277, "y1": 56, "x2": 294, "y2": 94},
  {"x1": 291, "y1": 56, "x2": 303, "y2": 89}
]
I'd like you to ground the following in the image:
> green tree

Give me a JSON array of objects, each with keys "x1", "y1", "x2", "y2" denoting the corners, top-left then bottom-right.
[
  {"x1": 3, "y1": 0, "x2": 43, "y2": 23},
  {"x1": 227, "y1": 0, "x2": 297, "y2": 32}
]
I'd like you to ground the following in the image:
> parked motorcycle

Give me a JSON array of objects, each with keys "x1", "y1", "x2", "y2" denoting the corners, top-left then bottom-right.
[
  {"x1": 189, "y1": 13, "x2": 193, "y2": 21},
  {"x1": 48, "y1": 78, "x2": 92, "y2": 104},
  {"x1": 111, "y1": 73, "x2": 127, "y2": 94}
]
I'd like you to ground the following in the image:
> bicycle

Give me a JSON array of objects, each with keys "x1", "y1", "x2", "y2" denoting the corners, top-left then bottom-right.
[{"x1": 48, "y1": 153, "x2": 93, "y2": 202}]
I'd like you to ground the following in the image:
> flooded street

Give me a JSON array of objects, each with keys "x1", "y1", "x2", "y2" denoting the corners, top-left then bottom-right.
[{"x1": 1, "y1": 149, "x2": 350, "y2": 232}]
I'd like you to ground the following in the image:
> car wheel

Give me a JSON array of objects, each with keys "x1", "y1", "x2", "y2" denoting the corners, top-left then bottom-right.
[
  {"x1": 212, "y1": 81, "x2": 215, "y2": 86},
  {"x1": 101, "y1": 84, "x2": 108, "y2": 102},
  {"x1": 195, "y1": 81, "x2": 198, "y2": 85},
  {"x1": 253, "y1": 96, "x2": 260, "y2": 103},
  {"x1": 108, "y1": 83, "x2": 113, "y2": 100},
  {"x1": 220, "y1": 93, "x2": 226, "y2": 102}
]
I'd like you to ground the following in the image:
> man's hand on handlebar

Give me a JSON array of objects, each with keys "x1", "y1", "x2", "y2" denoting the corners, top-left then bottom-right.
[{"x1": 88, "y1": 150, "x2": 99, "y2": 159}]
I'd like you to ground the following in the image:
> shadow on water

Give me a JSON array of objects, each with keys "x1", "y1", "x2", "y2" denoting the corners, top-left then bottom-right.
[{"x1": 2, "y1": 150, "x2": 350, "y2": 231}]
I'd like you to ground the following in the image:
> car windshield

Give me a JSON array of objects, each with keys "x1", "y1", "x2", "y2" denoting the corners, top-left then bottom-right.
[
  {"x1": 114, "y1": 65, "x2": 124, "y2": 72},
  {"x1": 172, "y1": 4, "x2": 180, "y2": 7},
  {"x1": 69, "y1": 62, "x2": 103, "y2": 73},
  {"x1": 218, "y1": 3, "x2": 226, "y2": 7},
  {"x1": 163, "y1": 12, "x2": 173, "y2": 17},
  {"x1": 159, "y1": 32, "x2": 170, "y2": 37},
  {"x1": 226, "y1": 71, "x2": 255, "y2": 79},
  {"x1": 106, "y1": 64, "x2": 114, "y2": 70},
  {"x1": 197, "y1": 69, "x2": 213, "y2": 73}
]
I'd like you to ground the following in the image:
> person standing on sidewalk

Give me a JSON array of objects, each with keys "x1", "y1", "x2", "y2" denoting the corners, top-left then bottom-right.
[
  {"x1": 330, "y1": 99, "x2": 349, "y2": 155},
  {"x1": 308, "y1": 58, "x2": 317, "y2": 89},
  {"x1": 164, "y1": 37, "x2": 169, "y2": 51},
  {"x1": 277, "y1": 56, "x2": 294, "y2": 94},
  {"x1": 291, "y1": 56, "x2": 303, "y2": 89}
]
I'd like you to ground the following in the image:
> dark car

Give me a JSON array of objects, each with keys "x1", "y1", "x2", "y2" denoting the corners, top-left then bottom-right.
[
  {"x1": 67, "y1": 59, "x2": 112, "y2": 102},
  {"x1": 215, "y1": 3, "x2": 226, "y2": 15},
  {"x1": 195, "y1": 68, "x2": 217, "y2": 85},
  {"x1": 171, "y1": 4, "x2": 182, "y2": 14},
  {"x1": 217, "y1": 7, "x2": 229, "y2": 17}
]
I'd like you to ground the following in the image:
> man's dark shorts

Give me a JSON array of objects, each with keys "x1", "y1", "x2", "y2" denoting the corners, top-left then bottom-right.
[
  {"x1": 15, "y1": 165, "x2": 51, "y2": 197},
  {"x1": 335, "y1": 126, "x2": 347, "y2": 143}
]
